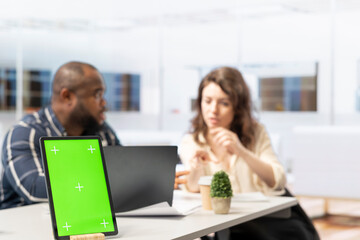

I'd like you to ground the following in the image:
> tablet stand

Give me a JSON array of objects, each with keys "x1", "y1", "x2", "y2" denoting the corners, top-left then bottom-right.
[{"x1": 70, "y1": 233, "x2": 105, "y2": 240}]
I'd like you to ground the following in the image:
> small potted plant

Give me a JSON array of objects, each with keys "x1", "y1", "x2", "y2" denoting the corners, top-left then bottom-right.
[{"x1": 210, "y1": 170, "x2": 233, "y2": 214}]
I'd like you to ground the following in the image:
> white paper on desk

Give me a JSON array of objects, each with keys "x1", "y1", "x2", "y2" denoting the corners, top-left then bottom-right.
[
  {"x1": 232, "y1": 192, "x2": 269, "y2": 202},
  {"x1": 115, "y1": 201, "x2": 200, "y2": 217}
]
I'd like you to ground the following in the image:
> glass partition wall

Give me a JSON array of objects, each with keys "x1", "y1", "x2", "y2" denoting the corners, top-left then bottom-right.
[{"x1": 1, "y1": 0, "x2": 360, "y2": 134}]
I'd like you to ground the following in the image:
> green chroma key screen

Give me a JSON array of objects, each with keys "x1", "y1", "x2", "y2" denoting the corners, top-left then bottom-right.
[{"x1": 41, "y1": 137, "x2": 117, "y2": 238}]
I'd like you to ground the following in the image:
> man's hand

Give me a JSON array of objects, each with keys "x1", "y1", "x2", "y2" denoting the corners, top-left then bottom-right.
[{"x1": 174, "y1": 170, "x2": 190, "y2": 189}]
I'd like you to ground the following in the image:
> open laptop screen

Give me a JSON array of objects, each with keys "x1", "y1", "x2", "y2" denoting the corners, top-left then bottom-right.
[{"x1": 103, "y1": 146, "x2": 178, "y2": 213}]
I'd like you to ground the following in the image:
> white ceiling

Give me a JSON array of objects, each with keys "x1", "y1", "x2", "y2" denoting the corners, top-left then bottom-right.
[{"x1": 0, "y1": 0, "x2": 360, "y2": 31}]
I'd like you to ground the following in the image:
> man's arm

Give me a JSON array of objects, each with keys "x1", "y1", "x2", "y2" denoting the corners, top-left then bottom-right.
[
  {"x1": 2, "y1": 125, "x2": 48, "y2": 204},
  {"x1": 174, "y1": 170, "x2": 189, "y2": 189}
]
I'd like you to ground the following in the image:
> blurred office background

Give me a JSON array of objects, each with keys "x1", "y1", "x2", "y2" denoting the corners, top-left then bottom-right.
[{"x1": 1, "y1": 0, "x2": 360, "y2": 221}]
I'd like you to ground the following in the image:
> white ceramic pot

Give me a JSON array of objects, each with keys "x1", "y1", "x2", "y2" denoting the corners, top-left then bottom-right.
[{"x1": 211, "y1": 197, "x2": 231, "y2": 214}]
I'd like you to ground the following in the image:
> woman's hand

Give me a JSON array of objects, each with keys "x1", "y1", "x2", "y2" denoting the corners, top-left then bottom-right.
[
  {"x1": 210, "y1": 127, "x2": 276, "y2": 188},
  {"x1": 209, "y1": 127, "x2": 247, "y2": 157},
  {"x1": 189, "y1": 150, "x2": 214, "y2": 169}
]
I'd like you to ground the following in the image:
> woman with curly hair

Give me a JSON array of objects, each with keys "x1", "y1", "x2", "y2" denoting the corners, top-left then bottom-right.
[{"x1": 179, "y1": 66, "x2": 319, "y2": 240}]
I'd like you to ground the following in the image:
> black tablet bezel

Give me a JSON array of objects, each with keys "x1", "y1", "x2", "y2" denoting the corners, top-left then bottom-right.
[{"x1": 39, "y1": 136, "x2": 118, "y2": 240}]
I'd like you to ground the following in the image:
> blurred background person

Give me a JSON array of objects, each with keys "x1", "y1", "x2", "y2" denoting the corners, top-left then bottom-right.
[{"x1": 179, "y1": 66, "x2": 319, "y2": 240}]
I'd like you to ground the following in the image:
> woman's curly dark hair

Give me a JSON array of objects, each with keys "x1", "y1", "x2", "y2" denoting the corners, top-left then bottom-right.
[{"x1": 191, "y1": 67, "x2": 256, "y2": 150}]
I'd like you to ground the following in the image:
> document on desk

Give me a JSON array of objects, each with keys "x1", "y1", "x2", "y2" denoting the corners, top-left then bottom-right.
[
  {"x1": 115, "y1": 201, "x2": 200, "y2": 217},
  {"x1": 232, "y1": 192, "x2": 269, "y2": 202}
]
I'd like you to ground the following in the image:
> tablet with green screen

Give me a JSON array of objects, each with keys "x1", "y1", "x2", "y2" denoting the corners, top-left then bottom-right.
[{"x1": 39, "y1": 136, "x2": 118, "y2": 239}]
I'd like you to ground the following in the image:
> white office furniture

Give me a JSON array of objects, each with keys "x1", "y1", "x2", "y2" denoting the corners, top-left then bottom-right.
[
  {"x1": 116, "y1": 130, "x2": 184, "y2": 146},
  {"x1": 289, "y1": 126, "x2": 360, "y2": 199},
  {"x1": 0, "y1": 191, "x2": 296, "y2": 240}
]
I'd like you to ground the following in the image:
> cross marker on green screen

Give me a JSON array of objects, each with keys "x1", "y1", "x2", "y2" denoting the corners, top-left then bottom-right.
[
  {"x1": 75, "y1": 182, "x2": 84, "y2": 192},
  {"x1": 88, "y1": 145, "x2": 96, "y2": 153},
  {"x1": 101, "y1": 219, "x2": 109, "y2": 228},
  {"x1": 51, "y1": 146, "x2": 59, "y2": 155},
  {"x1": 63, "y1": 222, "x2": 71, "y2": 231}
]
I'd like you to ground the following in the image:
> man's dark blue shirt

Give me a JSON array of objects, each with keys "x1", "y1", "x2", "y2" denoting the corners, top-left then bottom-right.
[{"x1": 0, "y1": 106, "x2": 120, "y2": 209}]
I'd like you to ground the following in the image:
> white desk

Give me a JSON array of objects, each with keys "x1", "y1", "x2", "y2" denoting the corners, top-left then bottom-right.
[{"x1": 0, "y1": 191, "x2": 297, "y2": 240}]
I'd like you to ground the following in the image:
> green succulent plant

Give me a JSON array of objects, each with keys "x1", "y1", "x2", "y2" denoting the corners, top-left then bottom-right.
[{"x1": 210, "y1": 170, "x2": 233, "y2": 198}]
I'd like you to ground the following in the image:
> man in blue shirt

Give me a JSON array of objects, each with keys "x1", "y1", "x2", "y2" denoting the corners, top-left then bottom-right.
[{"x1": 0, "y1": 61, "x2": 120, "y2": 209}]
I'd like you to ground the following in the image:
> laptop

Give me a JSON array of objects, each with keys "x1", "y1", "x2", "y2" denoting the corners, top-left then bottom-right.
[{"x1": 103, "y1": 145, "x2": 179, "y2": 213}]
